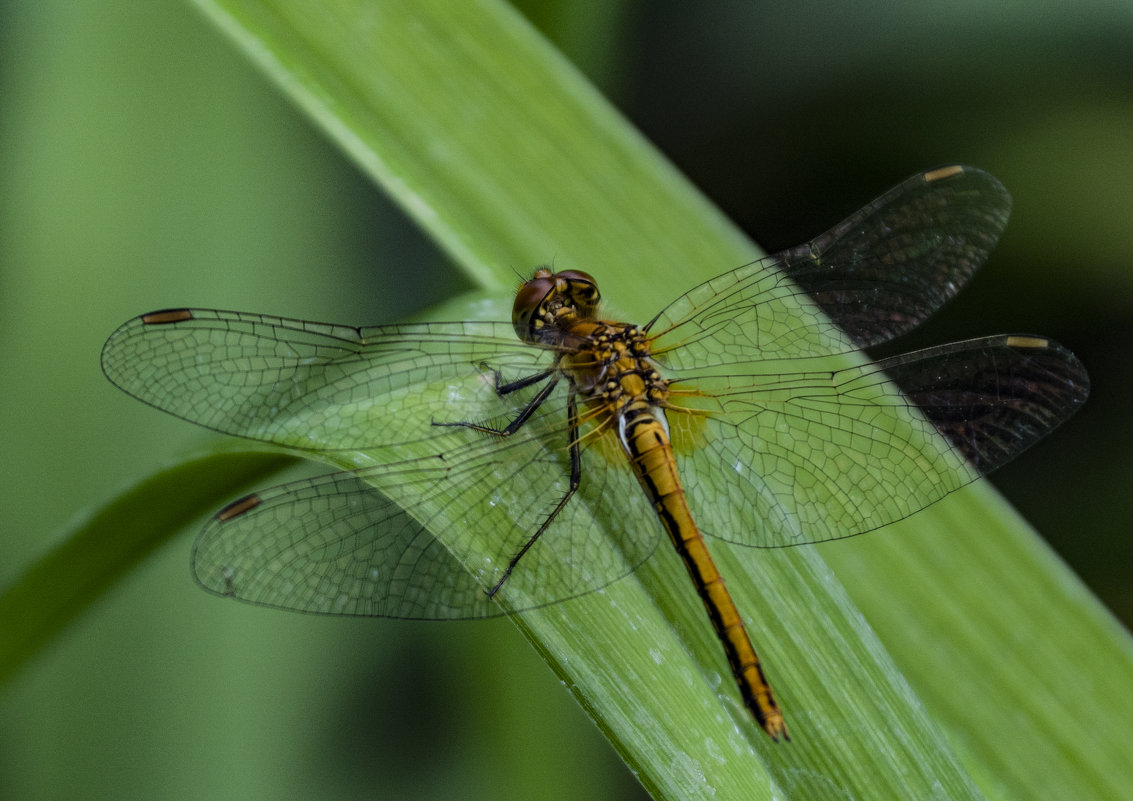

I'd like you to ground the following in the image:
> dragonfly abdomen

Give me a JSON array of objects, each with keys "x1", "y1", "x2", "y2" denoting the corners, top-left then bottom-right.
[{"x1": 618, "y1": 405, "x2": 789, "y2": 741}]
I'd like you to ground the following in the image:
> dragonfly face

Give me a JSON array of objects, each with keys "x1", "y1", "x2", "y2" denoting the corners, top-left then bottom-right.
[
  {"x1": 511, "y1": 267, "x2": 601, "y2": 346},
  {"x1": 101, "y1": 164, "x2": 1089, "y2": 741}
]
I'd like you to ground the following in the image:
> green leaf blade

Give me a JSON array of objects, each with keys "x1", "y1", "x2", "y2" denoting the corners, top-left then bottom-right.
[{"x1": 0, "y1": 451, "x2": 299, "y2": 685}]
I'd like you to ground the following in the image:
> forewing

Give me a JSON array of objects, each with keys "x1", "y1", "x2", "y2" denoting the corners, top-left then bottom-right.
[
  {"x1": 673, "y1": 335, "x2": 1088, "y2": 547},
  {"x1": 101, "y1": 309, "x2": 549, "y2": 454},
  {"x1": 647, "y1": 165, "x2": 1012, "y2": 368},
  {"x1": 192, "y1": 389, "x2": 660, "y2": 618}
]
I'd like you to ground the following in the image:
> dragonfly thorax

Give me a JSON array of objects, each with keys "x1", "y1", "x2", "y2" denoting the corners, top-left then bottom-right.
[{"x1": 563, "y1": 321, "x2": 670, "y2": 421}]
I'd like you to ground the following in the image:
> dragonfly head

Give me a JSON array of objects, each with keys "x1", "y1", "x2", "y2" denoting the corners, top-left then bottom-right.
[{"x1": 512, "y1": 268, "x2": 601, "y2": 345}]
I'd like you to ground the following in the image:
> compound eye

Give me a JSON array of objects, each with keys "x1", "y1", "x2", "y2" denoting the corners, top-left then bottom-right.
[
  {"x1": 512, "y1": 273, "x2": 555, "y2": 342},
  {"x1": 555, "y1": 269, "x2": 597, "y2": 288},
  {"x1": 557, "y1": 270, "x2": 601, "y2": 314}
]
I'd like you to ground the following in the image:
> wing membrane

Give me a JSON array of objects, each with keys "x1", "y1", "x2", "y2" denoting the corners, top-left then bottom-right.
[
  {"x1": 101, "y1": 309, "x2": 550, "y2": 453},
  {"x1": 192, "y1": 397, "x2": 659, "y2": 619},
  {"x1": 673, "y1": 335, "x2": 1088, "y2": 547},
  {"x1": 648, "y1": 165, "x2": 1012, "y2": 368},
  {"x1": 879, "y1": 335, "x2": 1089, "y2": 472}
]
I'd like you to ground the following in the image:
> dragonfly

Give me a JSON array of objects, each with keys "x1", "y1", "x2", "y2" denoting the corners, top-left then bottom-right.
[{"x1": 101, "y1": 164, "x2": 1089, "y2": 741}]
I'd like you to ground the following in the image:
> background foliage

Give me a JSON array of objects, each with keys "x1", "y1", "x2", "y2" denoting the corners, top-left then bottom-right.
[{"x1": 1, "y1": 1, "x2": 1130, "y2": 799}]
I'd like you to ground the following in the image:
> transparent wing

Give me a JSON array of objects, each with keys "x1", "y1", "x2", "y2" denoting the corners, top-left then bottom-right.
[
  {"x1": 647, "y1": 165, "x2": 1012, "y2": 367},
  {"x1": 672, "y1": 335, "x2": 1089, "y2": 547},
  {"x1": 190, "y1": 385, "x2": 660, "y2": 619},
  {"x1": 100, "y1": 309, "x2": 551, "y2": 454}
]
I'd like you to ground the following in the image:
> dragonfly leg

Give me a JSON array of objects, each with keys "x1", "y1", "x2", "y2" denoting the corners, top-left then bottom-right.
[
  {"x1": 433, "y1": 371, "x2": 561, "y2": 437},
  {"x1": 487, "y1": 386, "x2": 583, "y2": 597},
  {"x1": 489, "y1": 366, "x2": 555, "y2": 395}
]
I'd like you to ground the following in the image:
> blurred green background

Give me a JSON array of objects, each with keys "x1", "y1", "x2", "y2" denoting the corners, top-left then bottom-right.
[{"x1": 1, "y1": 1, "x2": 1129, "y2": 799}]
